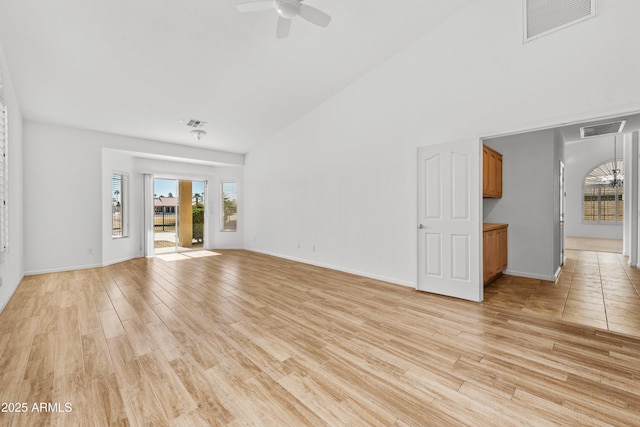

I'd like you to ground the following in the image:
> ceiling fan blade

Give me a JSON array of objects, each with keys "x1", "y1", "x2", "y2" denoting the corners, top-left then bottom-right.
[
  {"x1": 276, "y1": 16, "x2": 292, "y2": 38},
  {"x1": 237, "y1": 0, "x2": 276, "y2": 12},
  {"x1": 298, "y1": 4, "x2": 331, "y2": 28}
]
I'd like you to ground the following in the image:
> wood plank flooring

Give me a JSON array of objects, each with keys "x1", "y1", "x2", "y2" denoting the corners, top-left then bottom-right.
[
  {"x1": 485, "y1": 249, "x2": 640, "y2": 337},
  {"x1": 1, "y1": 250, "x2": 640, "y2": 426},
  {"x1": 565, "y1": 237, "x2": 622, "y2": 253}
]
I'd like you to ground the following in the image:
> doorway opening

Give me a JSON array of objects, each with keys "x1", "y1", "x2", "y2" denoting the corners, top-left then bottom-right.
[
  {"x1": 481, "y1": 112, "x2": 640, "y2": 336},
  {"x1": 153, "y1": 178, "x2": 206, "y2": 254}
]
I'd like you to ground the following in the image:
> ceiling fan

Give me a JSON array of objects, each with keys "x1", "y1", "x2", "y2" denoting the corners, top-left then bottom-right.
[{"x1": 237, "y1": 0, "x2": 331, "y2": 39}]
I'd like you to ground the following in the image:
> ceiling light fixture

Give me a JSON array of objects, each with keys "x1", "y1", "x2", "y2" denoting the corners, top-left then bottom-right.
[
  {"x1": 603, "y1": 138, "x2": 623, "y2": 188},
  {"x1": 190, "y1": 129, "x2": 207, "y2": 141}
]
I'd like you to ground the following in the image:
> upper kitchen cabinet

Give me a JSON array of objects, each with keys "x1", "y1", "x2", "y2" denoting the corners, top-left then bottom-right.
[{"x1": 483, "y1": 145, "x2": 502, "y2": 198}]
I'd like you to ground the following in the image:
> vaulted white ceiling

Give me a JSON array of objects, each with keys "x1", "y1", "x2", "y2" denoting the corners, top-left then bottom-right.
[{"x1": 0, "y1": 0, "x2": 474, "y2": 153}]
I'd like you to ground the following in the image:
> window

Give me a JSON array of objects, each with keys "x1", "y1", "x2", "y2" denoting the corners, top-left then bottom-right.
[
  {"x1": 0, "y1": 100, "x2": 7, "y2": 252},
  {"x1": 583, "y1": 161, "x2": 623, "y2": 223},
  {"x1": 221, "y1": 182, "x2": 237, "y2": 232},
  {"x1": 112, "y1": 173, "x2": 129, "y2": 238}
]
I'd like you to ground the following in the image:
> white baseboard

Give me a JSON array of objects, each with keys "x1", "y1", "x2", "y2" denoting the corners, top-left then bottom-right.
[
  {"x1": 26, "y1": 252, "x2": 147, "y2": 275},
  {"x1": 102, "y1": 255, "x2": 140, "y2": 267},
  {"x1": 247, "y1": 248, "x2": 416, "y2": 288},
  {"x1": 504, "y1": 268, "x2": 560, "y2": 282},
  {"x1": 0, "y1": 273, "x2": 24, "y2": 313},
  {"x1": 25, "y1": 262, "x2": 105, "y2": 276}
]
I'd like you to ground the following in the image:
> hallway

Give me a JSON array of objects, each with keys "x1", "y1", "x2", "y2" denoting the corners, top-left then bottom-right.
[{"x1": 484, "y1": 249, "x2": 640, "y2": 338}]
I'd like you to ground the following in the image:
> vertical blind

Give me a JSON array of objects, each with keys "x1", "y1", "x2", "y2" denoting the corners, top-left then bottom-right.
[{"x1": 0, "y1": 102, "x2": 7, "y2": 252}]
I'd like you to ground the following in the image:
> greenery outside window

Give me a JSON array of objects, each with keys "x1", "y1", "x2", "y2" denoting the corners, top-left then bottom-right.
[
  {"x1": 583, "y1": 161, "x2": 623, "y2": 223},
  {"x1": 112, "y1": 173, "x2": 129, "y2": 238},
  {"x1": 221, "y1": 181, "x2": 237, "y2": 232}
]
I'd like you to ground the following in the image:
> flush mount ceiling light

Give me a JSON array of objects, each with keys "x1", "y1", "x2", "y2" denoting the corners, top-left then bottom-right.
[
  {"x1": 180, "y1": 118, "x2": 207, "y2": 141},
  {"x1": 190, "y1": 129, "x2": 207, "y2": 141}
]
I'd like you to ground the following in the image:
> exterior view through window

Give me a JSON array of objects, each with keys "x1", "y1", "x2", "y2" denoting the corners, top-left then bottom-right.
[
  {"x1": 583, "y1": 160, "x2": 623, "y2": 223},
  {"x1": 153, "y1": 178, "x2": 205, "y2": 254},
  {"x1": 221, "y1": 182, "x2": 237, "y2": 231},
  {"x1": 112, "y1": 173, "x2": 129, "y2": 238}
]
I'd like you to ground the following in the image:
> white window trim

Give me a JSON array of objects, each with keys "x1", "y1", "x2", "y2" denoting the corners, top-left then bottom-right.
[
  {"x1": 220, "y1": 181, "x2": 238, "y2": 232},
  {"x1": 112, "y1": 172, "x2": 130, "y2": 238}
]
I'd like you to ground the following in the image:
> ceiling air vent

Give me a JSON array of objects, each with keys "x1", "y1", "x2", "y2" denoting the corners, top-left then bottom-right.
[
  {"x1": 580, "y1": 121, "x2": 626, "y2": 138},
  {"x1": 185, "y1": 119, "x2": 207, "y2": 128},
  {"x1": 524, "y1": 0, "x2": 596, "y2": 42}
]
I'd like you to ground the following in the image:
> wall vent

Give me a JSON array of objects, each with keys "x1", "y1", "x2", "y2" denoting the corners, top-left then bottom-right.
[
  {"x1": 580, "y1": 121, "x2": 626, "y2": 138},
  {"x1": 524, "y1": 0, "x2": 596, "y2": 42}
]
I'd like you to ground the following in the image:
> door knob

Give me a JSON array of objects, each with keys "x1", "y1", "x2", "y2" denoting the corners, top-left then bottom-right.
[{"x1": 418, "y1": 224, "x2": 426, "y2": 229}]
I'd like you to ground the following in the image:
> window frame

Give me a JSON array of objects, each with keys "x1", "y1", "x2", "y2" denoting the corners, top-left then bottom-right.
[
  {"x1": 220, "y1": 181, "x2": 238, "y2": 232},
  {"x1": 582, "y1": 161, "x2": 623, "y2": 224},
  {"x1": 112, "y1": 172, "x2": 130, "y2": 238}
]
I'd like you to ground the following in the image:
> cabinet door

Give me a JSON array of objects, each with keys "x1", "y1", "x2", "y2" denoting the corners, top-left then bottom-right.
[
  {"x1": 491, "y1": 230, "x2": 501, "y2": 277},
  {"x1": 495, "y1": 154, "x2": 502, "y2": 198},
  {"x1": 484, "y1": 229, "x2": 497, "y2": 280},
  {"x1": 499, "y1": 227, "x2": 508, "y2": 271},
  {"x1": 483, "y1": 231, "x2": 490, "y2": 283},
  {"x1": 483, "y1": 146, "x2": 490, "y2": 196},
  {"x1": 483, "y1": 227, "x2": 508, "y2": 284},
  {"x1": 483, "y1": 146, "x2": 503, "y2": 198}
]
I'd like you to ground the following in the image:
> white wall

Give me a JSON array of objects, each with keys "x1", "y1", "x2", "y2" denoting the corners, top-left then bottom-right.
[
  {"x1": 24, "y1": 121, "x2": 244, "y2": 274},
  {"x1": 483, "y1": 130, "x2": 561, "y2": 280},
  {"x1": 0, "y1": 44, "x2": 24, "y2": 311},
  {"x1": 564, "y1": 134, "x2": 623, "y2": 239},
  {"x1": 244, "y1": 0, "x2": 640, "y2": 287}
]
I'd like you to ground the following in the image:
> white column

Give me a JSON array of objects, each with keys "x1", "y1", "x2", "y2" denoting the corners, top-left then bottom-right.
[
  {"x1": 624, "y1": 132, "x2": 639, "y2": 267},
  {"x1": 143, "y1": 174, "x2": 155, "y2": 257},
  {"x1": 632, "y1": 131, "x2": 640, "y2": 267}
]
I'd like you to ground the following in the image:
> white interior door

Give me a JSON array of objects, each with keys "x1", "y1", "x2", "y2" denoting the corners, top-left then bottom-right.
[{"x1": 417, "y1": 140, "x2": 482, "y2": 302}]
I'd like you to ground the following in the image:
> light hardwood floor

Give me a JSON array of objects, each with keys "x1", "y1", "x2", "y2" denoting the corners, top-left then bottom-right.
[{"x1": 1, "y1": 250, "x2": 640, "y2": 426}]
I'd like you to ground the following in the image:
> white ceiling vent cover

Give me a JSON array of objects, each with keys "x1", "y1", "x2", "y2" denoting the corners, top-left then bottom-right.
[
  {"x1": 185, "y1": 119, "x2": 207, "y2": 128},
  {"x1": 524, "y1": 0, "x2": 596, "y2": 42},
  {"x1": 580, "y1": 121, "x2": 626, "y2": 138}
]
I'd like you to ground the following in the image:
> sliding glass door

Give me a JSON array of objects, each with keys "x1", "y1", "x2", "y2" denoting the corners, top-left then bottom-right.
[{"x1": 153, "y1": 178, "x2": 206, "y2": 254}]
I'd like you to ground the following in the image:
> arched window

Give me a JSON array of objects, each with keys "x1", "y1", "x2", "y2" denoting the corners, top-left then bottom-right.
[{"x1": 583, "y1": 161, "x2": 623, "y2": 223}]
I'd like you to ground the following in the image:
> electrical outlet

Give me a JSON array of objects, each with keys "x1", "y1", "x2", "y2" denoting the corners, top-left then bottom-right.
[{"x1": 87, "y1": 248, "x2": 93, "y2": 255}]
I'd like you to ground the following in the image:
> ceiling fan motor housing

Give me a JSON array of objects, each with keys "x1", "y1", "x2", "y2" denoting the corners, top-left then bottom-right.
[{"x1": 276, "y1": 0, "x2": 300, "y2": 19}]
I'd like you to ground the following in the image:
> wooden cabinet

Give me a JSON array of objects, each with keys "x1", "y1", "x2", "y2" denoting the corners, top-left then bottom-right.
[
  {"x1": 483, "y1": 145, "x2": 502, "y2": 198},
  {"x1": 483, "y1": 223, "x2": 508, "y2": 285}
]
